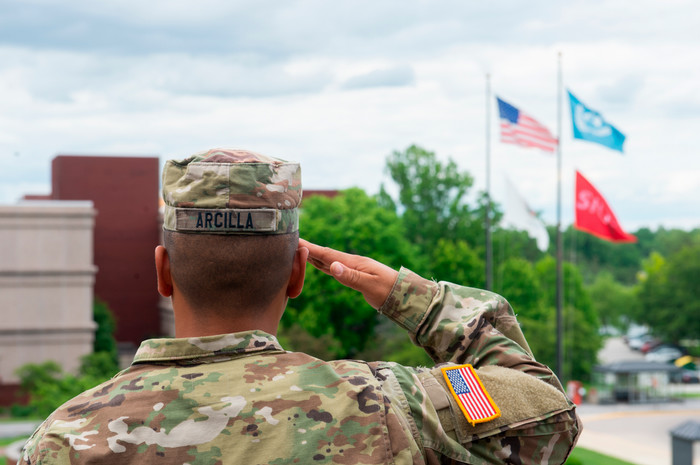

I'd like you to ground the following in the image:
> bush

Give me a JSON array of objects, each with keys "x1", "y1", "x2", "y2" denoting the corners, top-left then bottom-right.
[
  {"x1": 11, "y1": 300, "x2": 121, "y2": 418},
  {"x1": 14, "y1": 355, "x2": 119, "y2": 418}
]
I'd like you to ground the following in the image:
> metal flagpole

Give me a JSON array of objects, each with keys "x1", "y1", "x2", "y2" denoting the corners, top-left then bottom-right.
[
  {"x1": 555, "y1": 52, "x2": 564, "y2": 381},
  {"x1": 485, "y1": 73, "x2": 493, "y2": 291}
]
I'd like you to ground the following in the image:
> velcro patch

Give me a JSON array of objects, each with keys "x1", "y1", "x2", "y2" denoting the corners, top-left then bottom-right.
[
  {"x1": 441, "y1": 364, "x2": 500, "y2": 426},
  {"x1": 174, "y1": 208, "x2": 277, "y2": 232}
]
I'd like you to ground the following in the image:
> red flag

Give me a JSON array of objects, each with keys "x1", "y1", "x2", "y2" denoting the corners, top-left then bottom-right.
[{"x1": 575, "y1": 171, "x2": 636, "y2": 243}]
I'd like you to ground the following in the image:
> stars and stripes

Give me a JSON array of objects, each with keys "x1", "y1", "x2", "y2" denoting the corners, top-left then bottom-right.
[
  {"x1": 497, "y1": 96, "x2": 558, "y2": 153},
  {"x1": 441, "y1": 364, "x2": 500, "y2": 426}
]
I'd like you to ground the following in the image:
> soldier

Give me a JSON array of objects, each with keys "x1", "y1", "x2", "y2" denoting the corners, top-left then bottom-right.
[{"x1": 20, "y1": 148, "x2": 581, "y2": 464}]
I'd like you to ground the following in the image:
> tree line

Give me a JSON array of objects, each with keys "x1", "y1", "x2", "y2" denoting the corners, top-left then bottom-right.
[{"x1": 280, "y1": 145, "x2": 700, "y2": 383}]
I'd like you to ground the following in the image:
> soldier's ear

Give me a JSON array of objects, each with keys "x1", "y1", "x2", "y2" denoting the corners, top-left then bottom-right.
[
  {"x1": 287, "y1": 245, "x2": 308, "y2": 299},
  {"x1": 155, "y1": 245, "x2": 173, "y2": 297}
]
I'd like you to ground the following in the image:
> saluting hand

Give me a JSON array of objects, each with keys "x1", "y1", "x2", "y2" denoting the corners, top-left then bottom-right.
[{"x1": 299, "y1": 239, "x2": 399, "y2": 310}]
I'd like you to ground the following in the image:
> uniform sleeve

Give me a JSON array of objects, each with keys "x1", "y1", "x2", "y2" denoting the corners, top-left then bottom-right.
[
  {"x1": 379, "y1": 267, "x2": 561, "y2": 388},
  {"x1": 377, "y1": 268, "x2": 581, "y2": 464}
]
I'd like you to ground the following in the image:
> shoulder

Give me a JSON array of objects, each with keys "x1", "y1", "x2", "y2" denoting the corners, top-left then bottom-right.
[
  {"x1": 19, "y1": 365, "x2": 157, "y2": 462},
  {"x1": 371, "y1": 361, "x2": 580, "y2": 464}
]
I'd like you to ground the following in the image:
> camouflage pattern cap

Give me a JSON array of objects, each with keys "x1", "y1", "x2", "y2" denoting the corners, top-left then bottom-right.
[{"x1": 162, "y1": 148, "x2": 301, "y2": 234}]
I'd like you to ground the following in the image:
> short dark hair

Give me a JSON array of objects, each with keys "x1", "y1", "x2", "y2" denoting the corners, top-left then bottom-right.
[{"x1": 163, "y1": 230, "x2": 298, "y2": 316}]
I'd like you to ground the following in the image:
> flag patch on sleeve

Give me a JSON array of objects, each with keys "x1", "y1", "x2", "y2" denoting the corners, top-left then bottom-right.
[{"x1": 441, "y1": 364, "x2": 500, "y2": 426}]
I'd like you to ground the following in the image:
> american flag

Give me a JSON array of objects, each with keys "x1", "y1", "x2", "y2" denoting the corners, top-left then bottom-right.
[
  {"x1": 497, "y1": 97, "x2": 558, "y2": 153},
  {"x1": 442, "y1": 364, "x2": 500, "y2": 426}
]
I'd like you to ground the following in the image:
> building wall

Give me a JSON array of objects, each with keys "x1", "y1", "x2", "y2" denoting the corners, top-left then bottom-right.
[
  {"x1": 51, "y1": 156, "x2": 161, "y2": 347},
  {"x1": 0, "y1": 201, "x2": 96, "y2": 387}
]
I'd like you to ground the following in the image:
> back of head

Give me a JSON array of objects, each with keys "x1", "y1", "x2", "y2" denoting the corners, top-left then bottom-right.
[{"x1": 161, "y1": 148, "x2": 302, "y2": 315}]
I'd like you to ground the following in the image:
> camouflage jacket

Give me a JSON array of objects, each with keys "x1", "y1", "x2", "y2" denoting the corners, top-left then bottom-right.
[{"x1": 20, "y1": 268, "x2": 580, "y2": 464}]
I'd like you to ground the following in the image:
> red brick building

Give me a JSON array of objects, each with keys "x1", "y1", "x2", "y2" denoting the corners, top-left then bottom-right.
[{"x1": 49, "y1": 156, "x2": 161, "y2": 347}]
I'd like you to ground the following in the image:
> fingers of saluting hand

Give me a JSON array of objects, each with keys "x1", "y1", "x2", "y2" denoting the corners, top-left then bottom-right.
[
  {"x1": 298, "y1": 238, "x2": 399, "y2": 310},
  {"x1": 300, "y1": 239, "x2": 358, "y2": 274}
]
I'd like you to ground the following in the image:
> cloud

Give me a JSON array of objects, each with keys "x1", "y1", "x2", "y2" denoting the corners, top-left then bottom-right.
[
  {"x1": 1, "y1": 0, "x2": 700, "y2": 231},
  {"x1": 0, "y1": 46, "x2": 332, "y2": 103},
  {"x1": 0, "y1": 1, "x2": 286, "y2": 56},
  {"x1": 341, "y1": 65, "x2": 415, "y2": 90},
  {"x1": 0, "y1": 1, "x2": 573, "y2": 60},
  {"x1": 595, "y1": 75, "x2": 644, "y2": 106}
]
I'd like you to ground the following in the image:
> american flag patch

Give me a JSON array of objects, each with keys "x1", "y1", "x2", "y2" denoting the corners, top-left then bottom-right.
[{"x1": 441, "y1": 364, "x2": 500, "y2": 426}]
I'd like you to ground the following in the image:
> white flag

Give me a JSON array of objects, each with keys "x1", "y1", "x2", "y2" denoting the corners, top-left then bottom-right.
[{"x1": 501, "y1": 177, "x2": 550, "y2": 252}]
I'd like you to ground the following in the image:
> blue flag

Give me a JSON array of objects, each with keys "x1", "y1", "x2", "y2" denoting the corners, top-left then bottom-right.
[{"x1": 568, "y1": 90, "x2": 626, "y2": 152}]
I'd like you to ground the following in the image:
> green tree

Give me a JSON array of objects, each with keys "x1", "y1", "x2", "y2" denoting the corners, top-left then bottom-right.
[
  {"x1": 93, "y1": 298, "x2": 118, "y2": 369},
  {"x1": 653, "y1": 228, "x2": 700, "y2": 258},
  {"x1": 563, "y1": 226, "x2": 641, "y2": 285},
  {"x1": 15, "y1": 361, "x2": 63, "y2": 394},
  {"x1": 493, "y1": 228, "x2": 548, "y2": 270},
  {"x1": 494, "y1": 257, "x2": 542, "y2": 314},
  {"x1": 636, "y1": 242, "x2": 700, "y2": 343},
  {"x1": 516, "y1": 256, "x2": 602, "y2": 382},
  {"x1": 563, "y1": 226, "x2": 700, "y2": 287},
  {"x1": 429, "y1": 238, "x2": 485, "y2": 289},
  {"x1": 587, "y1": 272, "x2": 638, "y2": 331},
  {"x1": 383, "y1": 145, "x2": 479, "y2": 249},
  {"x1": 282, "y1": 188, "x2": 420, "y2": 359}
]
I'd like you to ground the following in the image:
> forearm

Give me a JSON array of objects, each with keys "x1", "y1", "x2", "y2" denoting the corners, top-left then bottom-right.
[{"x1": 380, "y1": 267, "x2": 562, "y2": 390}]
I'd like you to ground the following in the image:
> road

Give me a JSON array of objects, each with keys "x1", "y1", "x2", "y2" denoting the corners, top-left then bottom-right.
[
  {"x1": 597, "y1": 336, "x2": 645, "y2": 363},
  {"x1": 577, "y1": 399, "x2": 700, "y2": 465},
  {"x1": 0, "y1": 421, "x2": 39, "y2": 439},
  {"x1": 575, "y1": 337, "x2": 700, "y2": 465}
]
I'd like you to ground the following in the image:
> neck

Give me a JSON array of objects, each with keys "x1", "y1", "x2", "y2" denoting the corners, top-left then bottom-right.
[
  {"x1": 174, "y1": 317, "x2": 280, "y2": 338},
  {"x1": 172, "y1": 293, "x2": 287, "y2": 338}
]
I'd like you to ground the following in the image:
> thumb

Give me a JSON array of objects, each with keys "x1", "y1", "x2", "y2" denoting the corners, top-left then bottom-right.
[
  {"x1": 330, "y1": 261, "x2": 362, "y2": 289},
  {"x1": 329, "y1": 261, "x2": 390, "y2": 310}
]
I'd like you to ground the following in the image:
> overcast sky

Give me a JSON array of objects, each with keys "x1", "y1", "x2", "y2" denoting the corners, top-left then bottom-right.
[{"x1": 1, "y1": 0, "x2": 698, "y2": 231}]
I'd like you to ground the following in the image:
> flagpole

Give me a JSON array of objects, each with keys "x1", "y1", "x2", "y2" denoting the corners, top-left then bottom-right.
[
  {"x1": 485, "y1": 73, "x2": 493, "y2": 291},
  {"x1": 555, "y1": 52, "x2": 564, "y2": 381}
]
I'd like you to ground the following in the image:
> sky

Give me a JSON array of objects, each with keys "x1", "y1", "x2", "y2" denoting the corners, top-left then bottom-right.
[{"x1": 1, "y1": 0, "x2": 699, "y2": 232}]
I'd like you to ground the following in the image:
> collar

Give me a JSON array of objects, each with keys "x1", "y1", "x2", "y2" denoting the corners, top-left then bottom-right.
[{"x1": 132, "y1": 330, "x2": 285, "y2": 364}]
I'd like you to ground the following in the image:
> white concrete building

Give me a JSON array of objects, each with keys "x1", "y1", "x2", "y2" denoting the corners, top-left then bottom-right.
[{"x1": 0, "y1": 201, "x2": 97, "y2": 383}]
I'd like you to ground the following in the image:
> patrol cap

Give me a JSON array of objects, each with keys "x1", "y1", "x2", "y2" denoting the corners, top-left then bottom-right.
[{"x1": 162, "y1": 148, "x2": 301, "y2": 234}]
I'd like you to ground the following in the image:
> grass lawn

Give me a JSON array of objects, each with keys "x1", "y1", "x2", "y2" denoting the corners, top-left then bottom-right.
[{"x1": 567, "y1": 446, "x2": 640, "y2": 465}]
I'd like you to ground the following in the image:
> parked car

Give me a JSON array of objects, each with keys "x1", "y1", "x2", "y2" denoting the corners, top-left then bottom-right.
[
  {"x1": 624, "y1": 324, "x2": 649, "y2": 345},
  {"x1": 628, "y1": 334, "x2": 655, "y2": 351},
  {"x1": 670, "y1": 369, "x2": 700, "y2": 384},
  {"x1": 640, "y1": 338, "x2": 663, "y2": 354},
  {"x1": 645, "y1": 346, "x2": 684, "y2": 363},
  {"x1": 650, "y1": 343, "x2": 687, "y2": 356}
]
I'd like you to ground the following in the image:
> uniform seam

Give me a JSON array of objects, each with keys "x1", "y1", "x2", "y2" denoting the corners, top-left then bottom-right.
[
  {"x1": 372, "y1": 367, "x2": 397, "y2": 465},
  {"x1": 389, "y1": 368, "x2": 422, "y2": 449},
  {"x1": 412, "y1": 280, "x2": 441, "y2": 341},
  {"x1": 378, "y1": 269, "x2": 403, "y2": 315}
]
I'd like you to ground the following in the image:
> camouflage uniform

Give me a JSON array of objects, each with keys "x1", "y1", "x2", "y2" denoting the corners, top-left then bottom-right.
[
  {"x1": 20, "y1": 269, "x2": 580, "y2": 464},
  {"x1": 20, "y1": 149, "x2": 580, "y2": 464}
]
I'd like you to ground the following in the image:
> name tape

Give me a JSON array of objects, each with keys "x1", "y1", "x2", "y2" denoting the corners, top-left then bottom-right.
[{"x1": 174, "y1": 208, "x2": 278, "y2": 232}]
